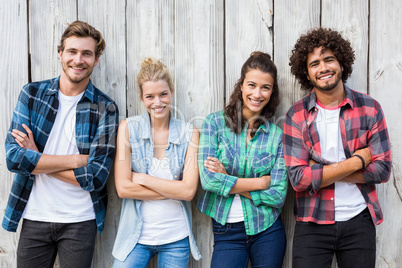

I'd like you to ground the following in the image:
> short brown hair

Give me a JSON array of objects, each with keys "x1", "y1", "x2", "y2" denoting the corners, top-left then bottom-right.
[{"x1": 58, "y1": 20, "x2": 106, "y2": 58}]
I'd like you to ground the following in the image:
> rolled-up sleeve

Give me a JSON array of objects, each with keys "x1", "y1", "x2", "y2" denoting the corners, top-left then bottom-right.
[
  {"x1": 250, "y1": 138, "x2": 288, "y2": 208},
  {"x1": 283, "y1": 109, "x2": 322, "y2": 195},
  {"x1": 362, "y1": 106, "x2": 392, "y2": 185},
  {"x1": 74, "y1": 102, "x2": 119, "y2": 192},
  {"x1": 198, "y1": 113, "x2": 238, "y2": 197},
  {"x1": 5, "y1": 86, "x2": 42, "y2": 175}
]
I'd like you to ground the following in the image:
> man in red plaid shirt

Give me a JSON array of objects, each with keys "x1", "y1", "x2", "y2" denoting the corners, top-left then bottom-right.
[{"x1": 283, "y1": 27, "x2": 391, "y2": 268}]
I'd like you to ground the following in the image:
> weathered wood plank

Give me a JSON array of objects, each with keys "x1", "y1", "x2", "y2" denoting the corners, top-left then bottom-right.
[
  {"x1": 369, "y1": 0, "x2": 402, "y2": 267},
  {"x1": 0, "y1": 1, "x2": 28, "y2": 267},
  {"x1": 174, "y1": 1, "x2": 225, "y2": 267},
  {"x1": 77, "y1": 1, "x2": 127, "y2": 267},
  {"x1": 126, "y1": 0, "x2": 176, "y2": 118},
  {"x1": 322, "y1": 0, "x2": 369, "y2": 93},
  {"x1": 273, "y1": 1, "x2": 320, "y2": 267},
  {"x1": 225, "y1": 0, "x2": 274, "y2": 103},
  {"x1": 29, "y1": 0, "x2": 76, "y2": 82}
]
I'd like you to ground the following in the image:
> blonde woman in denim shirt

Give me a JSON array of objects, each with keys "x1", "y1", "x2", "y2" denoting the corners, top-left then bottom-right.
[
  {"x1": 198, "y1": 52, "x2": 288, "y2": 268},
  {"x1": 112, "y1": 58, "x2": 201, "y2": 267}
]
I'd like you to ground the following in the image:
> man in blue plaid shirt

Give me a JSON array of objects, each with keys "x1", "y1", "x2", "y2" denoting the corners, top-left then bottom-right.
[{"x1": 3, "y1": 21, "x2": 119, "y2": 268}]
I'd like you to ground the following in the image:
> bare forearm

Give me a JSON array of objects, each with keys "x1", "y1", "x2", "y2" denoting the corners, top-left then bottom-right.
[
  {"x1": 49, "y1": 170, "x2": 80, "y2": 186},
  {"x1": 229, "y1": 176, "x2": 270, "y2": 194},
  {"x1": 136, "y1": 173, "x2": 197, "y2": 201},
  {"x1": 340, "y1": 171, "x2": 366, "y2": 184},
  {"x1": 32, "y1": 154, "x2": 88, "y2": 174},
  {"x1": 238, "y1": 192, "x2": 252, "y2": 199},
  {"x1": 117, "y1": 182, "x2": 167, "y2": 200},
  {"x1": 320, "y1": 156, "x2": 363, "y2": 188}
]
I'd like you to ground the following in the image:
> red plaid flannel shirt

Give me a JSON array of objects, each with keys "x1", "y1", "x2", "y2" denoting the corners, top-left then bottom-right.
[{"x1": 283, "y1": 85, "x2": 391, "y2": 225}]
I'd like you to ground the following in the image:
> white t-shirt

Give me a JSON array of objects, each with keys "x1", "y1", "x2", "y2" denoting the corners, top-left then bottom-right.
[
  {"x1": 315, "y1": 100, "x2": 366, "y2": 221},
  {"x1": 138, "y1": 157, "x2": 188, "y2": 245},
  {"x1": 226, "y1": 194, "x2": 244, "y2": 223},
  {"x1": 23, "y1": 90, "x2": 95, "y2": 222}
]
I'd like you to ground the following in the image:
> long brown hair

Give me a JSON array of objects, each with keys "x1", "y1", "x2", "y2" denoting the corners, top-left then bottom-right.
[{"x1": 224, "y1": 51, "x2": 280, "y2": 137}]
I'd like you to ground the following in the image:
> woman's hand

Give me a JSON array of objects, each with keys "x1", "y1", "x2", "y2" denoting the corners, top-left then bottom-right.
[
  {"x1": 11, "y1": 124, "x2": 39, "y2": 151},
  {"x1": 204, "y1": 157, "x2": 228, "y2": 175},
  {"x1": 131, "y1": 172, "x2": 144, "y2": 185}
]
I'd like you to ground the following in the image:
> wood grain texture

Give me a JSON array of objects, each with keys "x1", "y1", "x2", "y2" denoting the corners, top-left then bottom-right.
[
  {"x1": 0, "y1": 1, "x2": 28, "y2": 267},
  {"x1": 225, "y1": 0, "x2": 274, "y2": 103},
  {"x1": 126, "y1": 0, "x2": 176, "y2": 118},
  {"x1": 322, "y1": 0, "x2": 369, "y2": 93},
  {"x1": 29, "y1": 0, "x2": 76, "y2": 82},
  {"x1": 369, "y1": 0, "x2": 402, "y2": 267}
]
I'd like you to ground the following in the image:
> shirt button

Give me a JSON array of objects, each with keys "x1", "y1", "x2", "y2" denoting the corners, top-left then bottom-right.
[{"x1": 331, "y1": 197, "x2": 334, "y2": 200}]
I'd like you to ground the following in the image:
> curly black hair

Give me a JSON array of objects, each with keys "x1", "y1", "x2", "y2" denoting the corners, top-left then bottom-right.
[
  {"x1": 225, "y1": 51, "x2": 280, "y2": 137},
  {"x1": 289, "y1": 27, "x2": 355, "y2": 91}
]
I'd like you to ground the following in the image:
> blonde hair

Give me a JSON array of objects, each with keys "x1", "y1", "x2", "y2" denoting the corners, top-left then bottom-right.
[{"x1": 137, "y1": 58, "x2": 174, "y2": 97}]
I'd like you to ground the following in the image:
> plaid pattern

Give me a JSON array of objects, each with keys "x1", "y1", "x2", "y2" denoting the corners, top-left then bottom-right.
[
  {"x1": 283, "y1": 85, "x2": 391, "y2": 225},
  {"x1": 3, "y1": 76, "x2": 119, "y2": 233},
  {"x1": 197, "y1": 111, "x2": 288, "y2": 235}
]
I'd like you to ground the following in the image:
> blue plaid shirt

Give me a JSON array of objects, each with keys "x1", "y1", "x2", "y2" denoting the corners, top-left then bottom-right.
[{"x1": 3, "y1": 76, "x2": 119, "y2": 233}]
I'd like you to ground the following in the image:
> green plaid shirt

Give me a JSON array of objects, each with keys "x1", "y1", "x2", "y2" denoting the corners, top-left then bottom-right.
[{"x1": 197, "y1": 111, "x2": 288, "y2": 235}]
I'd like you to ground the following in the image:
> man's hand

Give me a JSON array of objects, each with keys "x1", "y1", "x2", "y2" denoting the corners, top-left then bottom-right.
[
  {"x1": 204, "y1": 156, "x2": 228, "y2": 175},
  {"x1": 11, "y1": 124, "x2": 39, "y2": 151}
]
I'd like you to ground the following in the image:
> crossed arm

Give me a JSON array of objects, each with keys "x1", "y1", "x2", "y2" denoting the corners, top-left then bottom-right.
[
  {"x1": 114, "y1": 119, "x2": 200, "y2": 201},
  {"x1": 11, "y1": 124, "x2": 87, "y2": 186},
  {"x1": 309, "y1": 147, "x2": 372, "y2": 188},
  {"x1": 203, "y1": 156, "x2": 271, "y2": 199}
]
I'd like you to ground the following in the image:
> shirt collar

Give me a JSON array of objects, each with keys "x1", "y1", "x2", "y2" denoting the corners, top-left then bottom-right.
[
  {"x1": 258, "y1": 121, "x2": 271, "y2": 134},
  {"x1": 307, "y1": 84, "x2": 354, "y2": 112},
  {"x1": 46, "y1": 76, "x2": 96, "y2": 103},
  {"x1": 138, "y1": 112, "x2": 182, "y2": 145}
]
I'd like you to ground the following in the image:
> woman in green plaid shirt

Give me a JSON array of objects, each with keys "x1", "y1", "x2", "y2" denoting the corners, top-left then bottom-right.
[{"x1": 198, "y1": 52, "x2": 288, "y2": 268}]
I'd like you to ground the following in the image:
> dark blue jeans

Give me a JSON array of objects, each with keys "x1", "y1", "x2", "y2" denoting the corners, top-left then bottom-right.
[
  {"x1": 17, "y1": 219, "x2": 97, "y2": 268},
  {"x1": 211, "y1": 217, "x2": 286, "y2": 268},
  {"x1": 292, "y1": 208, "x2": 376, "y2": 268}
]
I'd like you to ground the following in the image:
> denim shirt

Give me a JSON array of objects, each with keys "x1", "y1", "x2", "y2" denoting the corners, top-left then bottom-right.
[{"x1": 112, "y1": 112, "x2": 201, "y2": 261}]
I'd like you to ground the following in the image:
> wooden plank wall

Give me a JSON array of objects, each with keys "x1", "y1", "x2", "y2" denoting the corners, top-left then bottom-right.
[{"x1": 1, "y1": 1, "x2": 401, "y2": 267}]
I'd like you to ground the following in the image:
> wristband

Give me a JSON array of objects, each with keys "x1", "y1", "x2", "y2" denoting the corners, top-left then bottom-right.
[{"x1": 354, "y1": 155, "x2": 365, "y2": 171}]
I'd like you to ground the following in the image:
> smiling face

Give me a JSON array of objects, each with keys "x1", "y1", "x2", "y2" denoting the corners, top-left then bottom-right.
[
  {"x1": 59, "y1": 36, "x2": 99, "y2": 92},
  {"x1": 141, "y1": 79, "x2": 173, "y2": 121},
  {"x1": 306, "y1": 47, "x2": 343, "y2": 93},
  {"x1": 240, "y1": 68, "x2": 274, "y2": 121}
]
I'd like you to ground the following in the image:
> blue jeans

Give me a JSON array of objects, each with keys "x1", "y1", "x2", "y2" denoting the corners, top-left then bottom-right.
[
  {"x1": 17, "y1": 219, "x2": 97, "y2": 268},
  {"x1": 292, "y1": 208, "x2": 376, "y2": 268},
  {"x1": 113, "y1": 237, "x2": 190, "y2": 268},
  {"x1": 211, "y1": 217, "x2": 286, "y2": 268}
]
